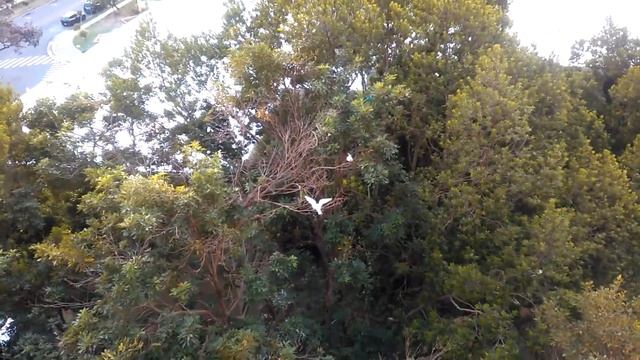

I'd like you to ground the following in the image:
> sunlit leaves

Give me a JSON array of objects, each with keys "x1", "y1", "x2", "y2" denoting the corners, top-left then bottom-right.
[
  {"x1": 31, "y1": 227, "x2": 94, "y2": 271},
  {"x1": 539, "y1": 276, "x2": 640, "y2": 359}
]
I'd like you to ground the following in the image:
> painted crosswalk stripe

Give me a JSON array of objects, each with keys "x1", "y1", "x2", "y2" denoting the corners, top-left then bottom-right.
[
  {"x1": 5, "y1": 57, "x2": 33, "y2": 67},
  {"x1": 0, "y1": 57, "x2": 24, "y2": 68},
  {"x1": 3, "y1": 57, "x2": 28, "y2": 68},
  {"x1": 13, "y1": 58, "x2": 34, "y2": 67},
  {"x1": 28, "y1": 57, "x2": 46, "y2": 65},
  {"x1": 30, "y1": 57, "x2": 50, "y2": 66},
  {"x1": 27, "y1": 58, "x2": 49, "y2": 66},
  {"x1": 41, "y1": 62, "x2": 67, "y2": 84},
  {"x1": 0, "y1": 55, "x2": 55, "y2": 69},
  {"x1": 32, "y1": 56, "x2": 51, "y2": 66},
  {"x1": 12, "y1": 56, "x2": 50, "y2": 68},
  {"x1": 5, "y1": 59, "x2": 27, "y2": 68},
  {"x1": 0, "y1": 58, "x2": 14, "y2": 67},
  {"x1": 19, "y1": 57, "x2": 40, "y2": 67}
]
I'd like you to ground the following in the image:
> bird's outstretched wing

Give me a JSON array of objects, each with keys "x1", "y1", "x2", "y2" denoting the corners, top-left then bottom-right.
[
  {"x1": 318, "y1": 198, "x2": 332, "y2": 207},
  {"x1": 304, "y1": 195, "x2": 317, "y2": 207}
]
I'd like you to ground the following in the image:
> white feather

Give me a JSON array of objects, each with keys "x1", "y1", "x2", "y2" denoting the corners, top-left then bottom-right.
[
  {"x1": 304, "y1": 196, "x2": 332, "y2": 215},
  {"x1": 318, "y1": 198, "x2": 332, "y2": 207},
  {"x1": 304, "y1": 196, "x2": 315, "y2": 206},
  {"x1": 346, "y1": 153, "x2": 353, "y2": 162}
]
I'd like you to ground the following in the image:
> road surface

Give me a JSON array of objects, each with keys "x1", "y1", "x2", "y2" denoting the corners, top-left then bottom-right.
[{"x1": 0, "y1": 0, "x2": 85, "y2": 94}]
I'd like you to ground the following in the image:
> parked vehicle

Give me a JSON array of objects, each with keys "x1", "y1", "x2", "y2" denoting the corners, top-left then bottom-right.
[
  {"x1": 83, "y1": 0, "x2": 105, "y2": 15},
  {"x1": 60, "y1": 11, "x2": 86, "y2": 27}
]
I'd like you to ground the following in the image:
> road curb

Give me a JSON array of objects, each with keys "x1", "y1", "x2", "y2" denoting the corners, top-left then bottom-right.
[
  {"x1": 45, "y1": 0, "x2": 137, "y2": 63},
  {"x1": 80, "y1": 0, "x2": 138, "y2": 31},
  {"x1": 6, "y1": 0, "x2": 56, "y2": 20},
  {"x1": 46, "y1": 31, "x2": 80, "y2": 63},
  {"x1": 46, "y1": 39, "x2": 55, "y2": 58}
]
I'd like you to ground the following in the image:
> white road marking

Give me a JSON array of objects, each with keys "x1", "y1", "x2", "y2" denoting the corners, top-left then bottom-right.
[
  {"x1": 22, "y1": 57, "x2": 41, "y2": 66},
  {"x1": 40, "y1": 61, "x2": 67, "y2": 84},
  {"x1": 33, "y1": 56, "x2": 52, "y2": 65},
  {"x1": 5, "y1": 58, "x2": 30, "y2": 68},
  {"x1": 0, "y1": 55, "x2": 56, "y2": 69},
  {"x1": 0, "y1": 57, "x2": 24, "y2": 68}
]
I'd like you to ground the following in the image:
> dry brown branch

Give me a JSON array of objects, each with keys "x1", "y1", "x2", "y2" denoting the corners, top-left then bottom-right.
[
  {"x1": 449, "y1": 296, "x2": 482, "y2": 315},
  {"x1": 234, "y1": 93, "x2": 354, "y2": 216}
]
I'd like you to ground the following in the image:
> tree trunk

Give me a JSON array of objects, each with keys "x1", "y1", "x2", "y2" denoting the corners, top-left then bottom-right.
[{"x1": 311, "y1": 218, "x2": 334, "y2": 317}]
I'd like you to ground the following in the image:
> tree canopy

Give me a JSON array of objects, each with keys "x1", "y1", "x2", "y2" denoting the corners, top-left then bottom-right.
[
  {"x1": 0, "y1": 15, "x2": 41, "y2": 51},
  {"x1": 2, "y1": 0, "x2": 640, "y2": 359}
]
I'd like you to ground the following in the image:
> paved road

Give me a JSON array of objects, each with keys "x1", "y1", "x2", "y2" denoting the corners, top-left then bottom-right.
[{"x1": 0, "y1": 0, "x2": 85, "y2": 94}]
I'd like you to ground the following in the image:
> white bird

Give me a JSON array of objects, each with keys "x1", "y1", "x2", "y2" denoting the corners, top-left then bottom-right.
[
  {"x1": 346, "y1": 153, "x2": 354, "y2": 162},
  {"x1": 304, "y1": 196, "x2": 332, "y2": 215}
]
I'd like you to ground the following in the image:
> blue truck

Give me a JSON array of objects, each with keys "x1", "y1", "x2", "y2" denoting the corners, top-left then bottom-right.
[{"x1": 83, "y1": 0, "x2": 105, "y2": 15}]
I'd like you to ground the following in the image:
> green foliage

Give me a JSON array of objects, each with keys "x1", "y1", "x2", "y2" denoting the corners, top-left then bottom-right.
[
  {"x1": 100, "y1": 20, "x2": 243, "y2": 170},
  {"x1": 4, "y1": 1, "x2": 640, "y2": 359},
  {"x1": 0, "y1": 86, "x2": 22, "y2": 188},
  {"x1": 0, "y1": 18, "x2": 42, "y2": 52},
  {"x1": 538, "y1": 276, "x2": 640, "y2": 359},
  {"x1": 571, "y1": 20, "x2": 640, "y2": 153},
  {"x1": 621, "y1": 134, "x2": 640, "y2": 190},
  {"x1": 610, "y1": 66, "x2": 640, "y2": 151},
  {"x1": 571, "y1": 18, "x2": 640, "y2": 105}
]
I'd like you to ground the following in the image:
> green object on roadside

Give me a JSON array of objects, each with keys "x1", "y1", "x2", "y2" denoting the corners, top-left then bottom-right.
[
  {"x1": 71, "y1": 0, "x2": 142, "y2": 52},
  {"x1": 72, "y1": 14, "x2": 121, "y2": 52}
]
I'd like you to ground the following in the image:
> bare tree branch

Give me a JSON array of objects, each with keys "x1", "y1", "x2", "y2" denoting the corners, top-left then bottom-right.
[{"x1": 233, "y1": 93, "x2": 354, "y2": 216}]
